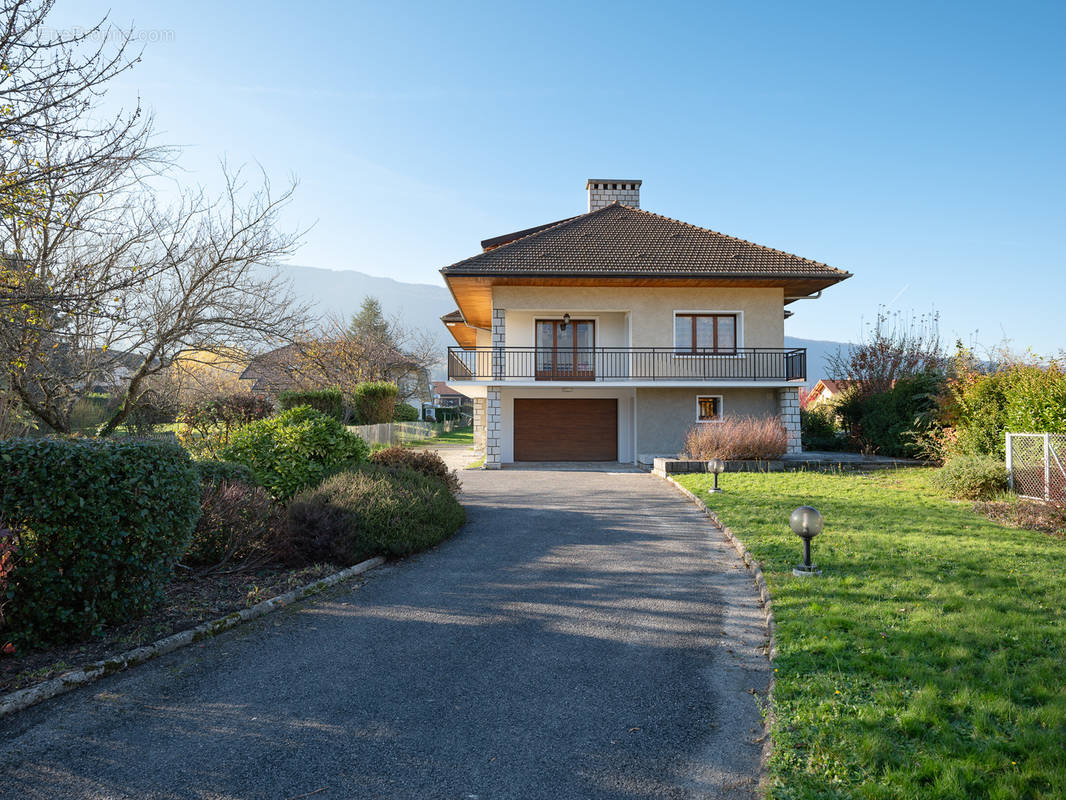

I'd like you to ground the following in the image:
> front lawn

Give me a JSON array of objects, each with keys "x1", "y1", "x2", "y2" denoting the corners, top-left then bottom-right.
[
  {"x1": 676, "y1": 468, "x2": 1066, "y2": 800},
  {"x1": 404, "y1": 424, "x2": 473, "y2": 447}
]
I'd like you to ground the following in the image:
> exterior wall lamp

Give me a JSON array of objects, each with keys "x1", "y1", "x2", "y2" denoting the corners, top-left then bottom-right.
[
  {"x1": 707, "y1": 458, "x2": 725, "y2": 492},
  {"x1": 790, "y1": 505, "x2": 823, "y2": 577},
  {"x1": 561, "y1": 312, "x2": 571, "y2": 330}
]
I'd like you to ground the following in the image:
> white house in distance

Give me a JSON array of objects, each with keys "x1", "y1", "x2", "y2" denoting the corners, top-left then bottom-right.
[
  {"x1": 806, "y1": 378, "x2": 863, "y2": 407},
  {"x1": 439, "y1": 179, "x2": 852, "y2": 468}
]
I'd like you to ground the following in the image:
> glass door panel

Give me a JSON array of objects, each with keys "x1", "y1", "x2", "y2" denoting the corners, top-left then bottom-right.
[
  {"x1": 536, "y1": 321, "x2": 554, "y2": 373},
  {"x1": 555, "y1": 323, "x2": 575, "y2": 375},
  {"x1": 575, "y1": 322, "x2": 595, "y2": 374}
]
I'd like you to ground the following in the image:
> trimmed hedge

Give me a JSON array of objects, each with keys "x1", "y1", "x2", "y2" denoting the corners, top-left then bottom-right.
[
  {"x1": 352, "y1": 381, "x2": 398, "y2": 425},
  {"x1": 284, "y1": 465, "x2": 465, "y2": 565},
  {"x1": 278, "y1": 388, "x2": 345, "y2": 422},
  {"x1": 393, "y1": 402, "x2": 420, "y2": 422},
  {"x1": 369, "y1": 446, "x2": 461, "y2": 495},
  {"x1": 221, "y1": 406, "x2": 369, "y2": 500},
  {"x1": 0, "y1": 438, "x2": 201, "y2": 649}
]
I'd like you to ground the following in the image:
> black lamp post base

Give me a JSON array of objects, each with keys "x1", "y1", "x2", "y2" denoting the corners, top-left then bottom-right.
[
  {"x1": 792, "y1": 564, "x2": 822, "y2": 577},
  {"x1": 706, "y1": 488, "x2": 724, "y2": 493}
]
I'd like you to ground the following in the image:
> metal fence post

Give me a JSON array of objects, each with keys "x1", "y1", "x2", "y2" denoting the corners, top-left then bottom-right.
[
  {"x1": 1006, "y1": 433, "x2": 1014, "y2": 493},
  {"x1": 1045, "y1": 433, "x2": 1052, "y2": 502}
]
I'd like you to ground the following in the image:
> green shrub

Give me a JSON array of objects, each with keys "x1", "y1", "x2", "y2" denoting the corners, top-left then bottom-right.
[
  {"x1": 278, "y1": 388, "x2": 345, "y2": 421},
  {"x1": 0, "y1": 438, "x2": 201, "y2": 648},
  {"x1": 352, "y1": 381, "x2": 398, "y2": 425},
  {"x1": 369, "y1": 446, "x2": 461, "y2": 495},
  {"x1": 932, "y1": 454, "x2": 1009, "y2": 500},
  {"x1": 285, "y1": 465, "x2": 465, "y2": 565},
  {"x1": 220, "y1": 406, "x2": 369, "y2": 501},
  {"x1": 186, "y1": 481, "x2": 281, "y2": 570},
  {"x1": 177, "y1": 393, "x2": 274, "y2": 457},
  {"x1": 393, "y1": 402, "x2": 420, "y2": 422},
  {"x1": 801, "y1": 406, "x2": 844, "y2": 451},
  {"x1": 195, "y1": 459, "x2": 256, "y2": 487},
  {"x1": 953, "y1": 363, "x2": 1066, "y2": 458},
  {"x1": 836, "y1": 373, "x2": 943, "y2": 457}
]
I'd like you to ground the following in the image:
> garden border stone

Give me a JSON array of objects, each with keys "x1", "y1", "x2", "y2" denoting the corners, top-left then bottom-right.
[
  {"x1": 658, "y1": 472, "x2": 779, "y2": 785},
  {"x1": 0, "y1": 555, "x2": 385, "y2": 719}
]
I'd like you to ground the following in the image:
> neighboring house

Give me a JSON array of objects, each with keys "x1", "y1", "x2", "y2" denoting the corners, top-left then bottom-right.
[
  {"x1": 806, "y1": 378, "x2": 893, "y2": 407},
  {"x1": 806, "y1": 379, "x2": 860, "y2": 407},
  {"x1": 439, "y1": 178, "x2": 851, "y2": 467},
  {"x1": 240, "y1": 343, "x2": 430, "y2": 404},
  {"x1": 239, "y1": 344, "x2": 300, "y2": 395},
  {"x1": 431, "y1": 381, "x2": 471, "y2": 408}
]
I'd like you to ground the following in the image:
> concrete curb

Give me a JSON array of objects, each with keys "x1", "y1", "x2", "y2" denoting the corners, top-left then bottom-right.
[
  {"x1": 657, "y1": 473, "x2": 779, "y2": 785},
  {"x1": 0, "y1": 556, "x2": 386, "y2": 719}
]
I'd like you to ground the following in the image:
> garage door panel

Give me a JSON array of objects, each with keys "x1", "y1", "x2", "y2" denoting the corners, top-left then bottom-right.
[{"x1": 514, "y1": 398, "x2": 617, "y2": 461}]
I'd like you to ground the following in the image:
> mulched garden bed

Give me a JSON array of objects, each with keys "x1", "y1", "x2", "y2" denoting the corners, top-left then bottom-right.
[{"x1": 0, "y1": 563, "x2": 338, "y2": 694}]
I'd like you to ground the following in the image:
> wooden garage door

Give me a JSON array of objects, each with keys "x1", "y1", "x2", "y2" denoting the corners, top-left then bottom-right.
[{"x1": 513, "y1": 398, "x2": 617, "y2": 461}]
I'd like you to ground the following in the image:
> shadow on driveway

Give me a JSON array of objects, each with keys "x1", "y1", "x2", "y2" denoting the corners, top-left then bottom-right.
[{"x1": 0, "y1": 469, "x2": 770, "y2": 800}]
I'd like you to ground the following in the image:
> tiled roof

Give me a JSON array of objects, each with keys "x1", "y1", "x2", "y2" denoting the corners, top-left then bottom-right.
[
  {"x1": 432, "y1": 380, "x2": 469, "y2": 398},
  {"x1": 440, "y1": 310, "x2": 465, "y2": 324},
  {"x1": 442, "y1": 203, "x2": 850, "y2": 280}
]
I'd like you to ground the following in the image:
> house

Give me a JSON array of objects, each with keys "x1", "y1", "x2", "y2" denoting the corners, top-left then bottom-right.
[
  {"x1": 240, "y1": 343, "x2": 430, "y2": 404},
  {"x1": 439, "y1": 179, "x2": 851, "y2": 467},
  {"x1": 431, "y1": 381, "x2": 471, "y2": 409},
  {"x1": 806, "y1": 379, "x2": 860, "y2": 407}
]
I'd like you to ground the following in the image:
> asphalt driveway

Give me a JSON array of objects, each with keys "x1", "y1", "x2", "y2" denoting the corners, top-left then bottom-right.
[{"x1": 0, "y1": 464, "x2": 770, "y2": 800}]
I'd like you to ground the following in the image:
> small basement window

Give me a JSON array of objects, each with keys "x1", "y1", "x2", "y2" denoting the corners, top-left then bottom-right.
[{"x1": 697, "y1": 395, "x2": 723, "y2": 422}]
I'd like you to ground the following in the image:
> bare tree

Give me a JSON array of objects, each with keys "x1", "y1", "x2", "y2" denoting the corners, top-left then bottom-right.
[
  {"x1": 3, "y1": 163, "x2": 309, "y2": 434},
  {"x1": 0, "y1": 1, "x2": 157, "y2": 313},
  {"x1": 290, "y1": 298, "x2": 436, "y2": 408},
  {"x1": 827, "y1": 307, "x2": 945, "y2": 395}
]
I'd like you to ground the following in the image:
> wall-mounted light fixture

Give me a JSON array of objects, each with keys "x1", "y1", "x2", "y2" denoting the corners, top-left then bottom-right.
[{"x1": 561, "y1": 312, "x2": 571, "y2": 330}]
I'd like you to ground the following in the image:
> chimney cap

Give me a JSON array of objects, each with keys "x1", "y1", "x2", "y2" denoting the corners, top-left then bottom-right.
[{"x1": 586, "y1": 178, "x2": 642, "y2": 189}]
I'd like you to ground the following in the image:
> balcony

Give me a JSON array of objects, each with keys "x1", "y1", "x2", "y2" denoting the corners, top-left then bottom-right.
[{"x1": 447, "y1": 347, "x2": 806, "y2": 383}]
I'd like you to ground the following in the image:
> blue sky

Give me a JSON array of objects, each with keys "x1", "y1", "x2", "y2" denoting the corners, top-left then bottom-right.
[{"x1": 51, "y1": 1, "x2": 1065, "y2": 352}]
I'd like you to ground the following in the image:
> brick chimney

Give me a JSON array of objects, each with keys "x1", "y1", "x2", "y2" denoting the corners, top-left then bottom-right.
[{"x1": 586, "y1": 179, "x2": 641, "y2": 212}]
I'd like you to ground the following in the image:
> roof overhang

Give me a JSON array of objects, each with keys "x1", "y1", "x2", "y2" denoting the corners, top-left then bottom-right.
[
  {"x1": 440, "y1": 309, "x2": 483, "y2": 349},
  {"x1": 443, "y1": 274, "x2": 846, "y2": 329}
]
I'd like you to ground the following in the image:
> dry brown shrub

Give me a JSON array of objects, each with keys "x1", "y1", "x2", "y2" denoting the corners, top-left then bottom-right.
[{"x1": 683, "y1": 416, "x2": 788, "y2": 460}]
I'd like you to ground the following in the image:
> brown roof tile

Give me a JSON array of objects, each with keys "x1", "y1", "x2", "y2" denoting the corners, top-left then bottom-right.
[{"x1": 442, "y1": 203, "x2": 850, "y2": 281}]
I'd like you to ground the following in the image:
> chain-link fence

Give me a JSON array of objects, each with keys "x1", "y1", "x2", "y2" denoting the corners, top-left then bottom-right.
[{"x1": 1006, "y1": 433, "x2": 1066, "y2": 502}]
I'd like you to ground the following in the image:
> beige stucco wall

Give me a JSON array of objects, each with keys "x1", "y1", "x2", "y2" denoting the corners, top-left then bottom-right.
[
  {"x1": 504, "y1": 310, "x2": 628, "y2": 348},
  {"x1": 635, "y1": 387, "x2": 780, "y2": 458},
  {"x1": 492, "y1": 286, "x2": 784, "y2": 348}
]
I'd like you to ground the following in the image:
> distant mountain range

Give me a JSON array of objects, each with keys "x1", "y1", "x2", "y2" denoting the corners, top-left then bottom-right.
[{"x1": 276, "y1": 263, "x2": 849, "y2": 385}]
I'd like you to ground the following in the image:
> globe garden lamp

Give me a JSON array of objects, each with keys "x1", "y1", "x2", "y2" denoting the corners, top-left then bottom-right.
[
  {"x1": 790, "y1": 505, "x2": 823, "y2": 577},
  {"x1": 707, "y1": 458, "x2": 726, "y2": 492}
]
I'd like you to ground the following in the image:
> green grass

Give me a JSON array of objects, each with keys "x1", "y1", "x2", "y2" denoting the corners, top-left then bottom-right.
[
  {"x1": 404, "y1": 425, "x2": 474, "y2": 448},
  {"x1": 676, "y1": 468, "x2": 1066, "y2": 800}
]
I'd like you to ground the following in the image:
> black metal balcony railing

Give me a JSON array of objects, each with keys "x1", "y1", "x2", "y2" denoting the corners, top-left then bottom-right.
[{"x1": 447, "y1": 347, "x2": 806, "y2": 382}]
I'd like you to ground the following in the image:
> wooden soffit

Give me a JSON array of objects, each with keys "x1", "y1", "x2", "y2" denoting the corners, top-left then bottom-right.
[{"x1": 444, "y1": 275, "x2": 840, "y2": 329}]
